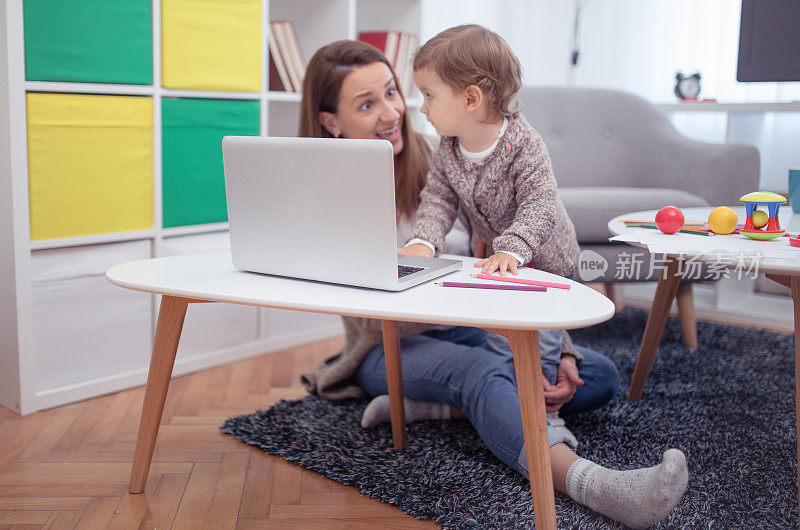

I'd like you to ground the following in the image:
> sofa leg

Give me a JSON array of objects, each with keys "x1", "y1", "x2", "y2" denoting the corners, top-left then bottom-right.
[
  {"x1": 603, "y1": 283, "x2": 622, "y2": 312},
  {"x1": 676, "y1": 282, "x2": 698, "y2": 350}
]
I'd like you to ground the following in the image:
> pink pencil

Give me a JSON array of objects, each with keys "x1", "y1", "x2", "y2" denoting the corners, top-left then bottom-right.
[
  {"x1": 471, "y1": 273, "x2": 571, "y2": 290},
  {"x1": 436, "y1": 281, "x2": 546, "y2": 292}
]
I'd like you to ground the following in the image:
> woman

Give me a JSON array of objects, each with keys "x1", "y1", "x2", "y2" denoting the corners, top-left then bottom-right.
[{"x1": 299, "y1": 40, "x2": 688, "y2": 529}]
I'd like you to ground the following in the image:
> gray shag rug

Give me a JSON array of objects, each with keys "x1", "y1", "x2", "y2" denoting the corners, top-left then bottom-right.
[{"x1": 221, "y1": 309, "x2": 797, "y2": 529}]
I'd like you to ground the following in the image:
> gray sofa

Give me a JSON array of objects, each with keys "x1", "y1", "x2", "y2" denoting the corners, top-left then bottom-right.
[{"x1": 517, "y1": 86, "x2": 760, "y2": 345}]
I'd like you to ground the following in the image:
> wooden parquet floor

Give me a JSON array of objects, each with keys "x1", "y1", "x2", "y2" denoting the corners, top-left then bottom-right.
[{"x1": 0, "y1": 336, "x2": 438, "y2": 529}]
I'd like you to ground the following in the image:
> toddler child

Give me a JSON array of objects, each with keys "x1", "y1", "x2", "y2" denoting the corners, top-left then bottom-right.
[
  {"x1": 398, "y1": 23, "x2": 582, "y2": 439},
  {"x1": 401, "y1": 25, "x2": 579, "y2": 279}
]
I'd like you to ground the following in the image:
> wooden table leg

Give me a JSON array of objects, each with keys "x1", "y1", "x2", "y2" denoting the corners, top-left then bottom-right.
[
  {"x1": 508, "y1": 329, "x2": 557, "y2": 530},
  {"x1": 627, "y1": 257, "x2": 684, "y2": 401},
  {"x1": 676, "y1": 282, "x2": 698, "y2": 350},
  {"x1": 129, "y1": 295, "x2": 189, "y2": 493},
  {"x1": 381, "y1": 320, "x2": 407, "y2": 450}
]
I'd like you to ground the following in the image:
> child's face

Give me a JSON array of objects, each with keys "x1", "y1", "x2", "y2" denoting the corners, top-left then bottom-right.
[{"x1": 414, "y1": 68, "x2": 468, "y2": 137}]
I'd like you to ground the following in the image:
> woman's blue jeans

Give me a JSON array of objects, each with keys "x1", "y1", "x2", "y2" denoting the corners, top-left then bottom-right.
[{"x1": 355, "y1": 326, "x2": 619, "y2": 476}]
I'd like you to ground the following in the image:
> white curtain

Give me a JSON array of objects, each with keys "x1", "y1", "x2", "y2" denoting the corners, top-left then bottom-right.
[
  {"x1": 572, "y1": 0, "x2": 800, "y2": 103},
  {"x1": 494, "y1": 0, "x2": 799, "y2": 191}
]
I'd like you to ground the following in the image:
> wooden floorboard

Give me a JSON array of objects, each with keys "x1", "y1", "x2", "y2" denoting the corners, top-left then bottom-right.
[
  {"x1": 4, "y1": 308, "x2": 766, "y2": 528},
  {"x1": 0, "y1": 334, "x2": 436, "y2": 528}
]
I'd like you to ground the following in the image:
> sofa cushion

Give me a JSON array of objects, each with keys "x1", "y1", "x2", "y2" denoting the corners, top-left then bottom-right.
[{"x1": 560, "y1": 187, "x2": 709, "y2": 243}]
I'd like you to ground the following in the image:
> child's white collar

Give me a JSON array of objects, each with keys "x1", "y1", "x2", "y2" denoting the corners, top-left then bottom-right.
[{"x1": 458, "y1": 117, "x2": 509, "y2": 163}]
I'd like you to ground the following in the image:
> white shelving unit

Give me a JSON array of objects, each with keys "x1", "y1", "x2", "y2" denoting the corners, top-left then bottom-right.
[
  {"x1": 657, "y1": 101, "x2": 800, "y2": 192},
  {"x1": 657, "y1": 101, "x2": 800, "y2": 114},
  {"x1": 1, "y1": 0, "x2": 425, "y2": 415}
]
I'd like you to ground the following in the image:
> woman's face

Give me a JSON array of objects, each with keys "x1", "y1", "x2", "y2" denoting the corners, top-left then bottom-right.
[{"x1": 319, "y1": 62, "x2": 406, "y2": 155}]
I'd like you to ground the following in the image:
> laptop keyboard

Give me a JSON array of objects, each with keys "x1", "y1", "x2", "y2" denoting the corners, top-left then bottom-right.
[{"x1": 398, "y1": 265, "x2": 424, "y2": 278}]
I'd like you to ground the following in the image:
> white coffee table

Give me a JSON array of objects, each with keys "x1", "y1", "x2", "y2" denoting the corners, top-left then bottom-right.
[
  {"x1": 609, "y1": 206, "x2": 800, "y2": 512},
  {"x1": 107, "y1": 251, "x2": 615, "y2": 529}
]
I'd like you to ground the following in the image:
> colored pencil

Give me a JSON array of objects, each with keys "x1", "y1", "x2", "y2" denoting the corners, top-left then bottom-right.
[
  {"x1": 679, "y1": 228, "x2": 715, "y2": 236},
  {"x1": 436, "y1": 281, "x2": 546, "y2": 292},
  {"x1": 677, "y1": 226, "x2": 741, "y2": 234},
  {"x1": 471, "y1": 273, "x2": 570, "y2": 290},
  {"x1": 622, "y1": 219, "x2": 707, "y2": 226},
  {"x1": 628, "y1": 225, "x2": 715, "y2": 236},
  {"x1": 622, "y1": 219, "x2": 745, "y2": 228}
]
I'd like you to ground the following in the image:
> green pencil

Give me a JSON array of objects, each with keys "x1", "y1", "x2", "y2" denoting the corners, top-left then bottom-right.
[
  {"x1": 677, "y1": 228, "x2": 714, "y2": 236},
  {"x1": 629, "y1": 224, "x2": 715, "y2": 236}
]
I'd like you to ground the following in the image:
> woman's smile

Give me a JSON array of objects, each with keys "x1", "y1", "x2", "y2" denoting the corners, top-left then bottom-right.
[{"x1": 377, "y1": 123, "x2": 400, "y2": 143}]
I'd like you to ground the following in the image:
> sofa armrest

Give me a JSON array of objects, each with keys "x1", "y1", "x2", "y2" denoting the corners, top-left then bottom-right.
[
  {"x1": 641, "y1": 138, "x2": 760, "y2": 207},
  {"x1": 560, "y1": 187, "x2": 708, "y2": 244}
]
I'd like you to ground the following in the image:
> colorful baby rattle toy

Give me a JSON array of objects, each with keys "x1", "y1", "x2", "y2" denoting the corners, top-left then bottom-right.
[{"x1": 738, "y1": 191, "x2": 786, "y2": 240}]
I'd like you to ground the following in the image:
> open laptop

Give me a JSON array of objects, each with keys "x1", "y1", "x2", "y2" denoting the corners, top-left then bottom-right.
[{"x1": 222, "y1": 136, "x2": 462, "y2": 291}]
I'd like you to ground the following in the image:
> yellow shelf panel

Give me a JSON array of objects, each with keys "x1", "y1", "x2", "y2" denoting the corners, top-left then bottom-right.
[
  {"x1": 161, "y1": 0, "x2": 262, "y2": 92},
  {"x1": 27, "y1": 93, "x2": 153, "y2": 241}
]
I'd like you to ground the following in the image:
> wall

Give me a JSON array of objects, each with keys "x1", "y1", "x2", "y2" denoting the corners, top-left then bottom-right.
[
  {"x1": 420, "y1": 0, "x2": 572, "y2": 85},
  {"x1": 481, "y1": 0, "x2": 800, "y2": 192}
]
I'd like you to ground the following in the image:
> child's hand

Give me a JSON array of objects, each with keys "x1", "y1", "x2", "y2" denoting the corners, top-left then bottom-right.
[
  {"x1": 474, "y1": 252, "x2": 519, "y2": 276},
  {"x1": 398, "y1": 243, "x2": 434, "y2": 257}
]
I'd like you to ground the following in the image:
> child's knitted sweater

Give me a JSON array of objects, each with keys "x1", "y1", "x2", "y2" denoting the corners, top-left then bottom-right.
[{"x1": 407, "y1": 114, "x2": 579, "y2": 277}]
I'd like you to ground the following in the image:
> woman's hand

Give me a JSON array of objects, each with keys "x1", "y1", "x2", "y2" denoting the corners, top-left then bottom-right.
[
  {"x1": 398, "y1": 243, "x2": 434, "y2": 257},
  {"x1": 474, "y1": 252, "x2": 519, "y2": 275},
  {"x1": 542, "y1": 355, "x2": 584, "y2": 412}
]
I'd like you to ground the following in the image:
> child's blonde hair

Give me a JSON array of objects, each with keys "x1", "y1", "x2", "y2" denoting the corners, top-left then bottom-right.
[{"x1": 413, "y1": 24, "x2": 522, "y2": 117}]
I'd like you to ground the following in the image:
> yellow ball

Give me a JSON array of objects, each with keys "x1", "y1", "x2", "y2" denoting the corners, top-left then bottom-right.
[
  {"x1": 752, "y1": 209, "x2": 768, "y2": 229},
  {"x1": 708, "y1": 207, "x2": 738, "y2": 235}
]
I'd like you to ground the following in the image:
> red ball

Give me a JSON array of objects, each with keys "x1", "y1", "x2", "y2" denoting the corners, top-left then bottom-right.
[{"x1": 655, "y1": 206, "x2": 685, "y2": 234}]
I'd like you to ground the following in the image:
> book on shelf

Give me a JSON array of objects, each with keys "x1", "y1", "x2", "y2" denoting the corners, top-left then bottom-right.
[
  {"x1": 358, "y1": 31, "x2": 419, "y2": 95},
  {"x1": 269, "y1": 21, "x2": 306, "y2": 92},
  {"x1": 268, "y1": 24, "x2": 291, "y2": 92}
]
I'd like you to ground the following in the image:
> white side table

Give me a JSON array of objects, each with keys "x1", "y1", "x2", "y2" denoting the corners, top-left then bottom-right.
[
  {"x1": 107, "y1": 251, "x2": 615, "y2": 529},
  {"x1": 609, "y1": 207, "x2": 800, "y2": 514}
]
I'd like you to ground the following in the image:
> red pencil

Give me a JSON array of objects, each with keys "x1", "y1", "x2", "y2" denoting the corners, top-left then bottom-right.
[
  {"x1": 471, "y1": 273, "x2": 570, "y2": 290},
  {"x1": 436, "y1": 281, "x2": 546, "y2": 292}
]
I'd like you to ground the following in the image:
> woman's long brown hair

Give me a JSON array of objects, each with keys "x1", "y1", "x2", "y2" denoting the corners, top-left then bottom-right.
[{"x1": 299, "y1": 40, "x2": 430, "y2": 219}]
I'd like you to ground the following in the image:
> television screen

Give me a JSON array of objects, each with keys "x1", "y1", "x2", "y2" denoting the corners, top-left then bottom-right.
[{"x1": 737, "y1": 0, "x2": 800, "y2": 82}]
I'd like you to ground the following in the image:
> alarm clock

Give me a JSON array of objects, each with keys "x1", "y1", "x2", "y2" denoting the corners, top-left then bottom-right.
[{"x1": 674, "y1": 72, "x2": 701, "y2": 100}]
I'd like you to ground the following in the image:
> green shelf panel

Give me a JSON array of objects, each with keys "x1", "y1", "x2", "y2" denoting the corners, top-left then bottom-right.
[
  {"x1": 24, "y1": 0, "x2": 152, "y2": 84},
  {"x1": 162, "y1": 98, "x2": 260, "y2": 228}
]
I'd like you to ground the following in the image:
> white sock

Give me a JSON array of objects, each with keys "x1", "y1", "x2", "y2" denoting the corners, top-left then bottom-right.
[
  {"x1": 565, "y1": 449, "x2": 688, "y2": 529},
  {"x1": 361, "y1": 395, "x2": 450, "y2": 429},
  {"x1": 547, "y1": 411, "x2": 578, "y2": 449}
]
